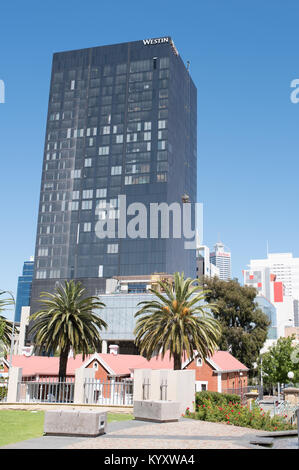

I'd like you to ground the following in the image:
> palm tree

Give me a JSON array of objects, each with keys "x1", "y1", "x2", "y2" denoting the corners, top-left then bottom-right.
[
  {"x1": 28, "y1": 280, "x2": 107, "y2": 379},
  {"x1": 0, "y1": 291, "x2": 15, "y2": 352},
  {"x1": 134, "y1": 272, "x2": 222, "y2": 370}
]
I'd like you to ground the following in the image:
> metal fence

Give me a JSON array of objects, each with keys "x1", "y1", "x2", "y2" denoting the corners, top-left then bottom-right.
[
  {"x1": 0, "y1": 381, "x2": 7, "y2": 403},
  {"x1": 17, "y1": 377, "x2": 75, "y2": 403},
  {"x1": 84, "y1": 378, "x2": 133, "y2": 405},
  {"x1": 222, "y1": 386, "x2": 260, "y2": 402}
]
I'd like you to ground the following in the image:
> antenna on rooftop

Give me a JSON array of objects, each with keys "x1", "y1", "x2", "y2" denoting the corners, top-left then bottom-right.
[{"x1": 187, "y1": 60, "x2": 190, "y2": 71}]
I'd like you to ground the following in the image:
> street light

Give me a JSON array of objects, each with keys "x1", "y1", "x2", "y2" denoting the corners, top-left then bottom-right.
[
  {"x1": 240, "y1": 372, "x2": 243, "y2": 400},
  {"x1": 288, "y1": 371, "x2": 294, "y2": 386}
]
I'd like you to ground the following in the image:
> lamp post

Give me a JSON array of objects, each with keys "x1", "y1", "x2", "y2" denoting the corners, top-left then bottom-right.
[
  {"x1": 260, "y1": 357, "x2": 264, "y2": 400},
  {"x1": 287, "y1": 371, "x2": 294, "y2": 385},
  {"x1": 240, "y1": 371, "x2": 243, "y2": 401}
]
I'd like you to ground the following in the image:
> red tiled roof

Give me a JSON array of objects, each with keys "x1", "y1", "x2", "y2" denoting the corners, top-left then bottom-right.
[
  {"x1": 209, "y1": 351, "x2": 248, "y2": 371},
  {"x1": 9, "y1": 355, "x2": 86, "y2": 376},
  {"x1": 9, "y1": 353, "x2": 150, "y2": 377},
  {"x1": 131, "y1": 350, "x2": 248, "y2": 372},
  {"x1": 92, "y1": 353, "x2": 150, "y2": 376},
  {"x1": 9, "y1": 349, "x2": 247, "y2": 377},
  {"x1": 130, "y1": 350, "x2": 175, "y2": 370}
]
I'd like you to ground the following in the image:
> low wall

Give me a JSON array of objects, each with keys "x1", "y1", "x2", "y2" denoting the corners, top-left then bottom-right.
[{"x1": 0, "y1": 403, "x2": 133, "y2": 413}]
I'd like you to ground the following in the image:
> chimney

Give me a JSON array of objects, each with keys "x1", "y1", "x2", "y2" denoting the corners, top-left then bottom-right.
[{"x1": 109, "y1": 344, "x2": 119, "y2": 355}]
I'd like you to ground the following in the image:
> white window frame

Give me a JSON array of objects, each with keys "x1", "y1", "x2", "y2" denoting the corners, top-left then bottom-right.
[
  {"x1": 195, "y1": 381, "x2": 208, "y2": 392},
  {"x1": 196, "y1": 358, "x2": 203, "y2": 367}
]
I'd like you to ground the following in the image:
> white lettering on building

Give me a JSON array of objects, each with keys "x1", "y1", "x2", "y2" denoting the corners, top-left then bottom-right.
[{"x1": 143, "y1": 37, "x2": 169, "y2": 45}]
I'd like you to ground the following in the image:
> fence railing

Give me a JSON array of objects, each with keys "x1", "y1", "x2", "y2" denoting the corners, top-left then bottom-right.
[
  {"x1": 222, "y1": 386, "x2": 260, "y2": 402},
  {"x1": 84, "y1": 378, "x2": 133, "y2": 405},
  {"x1": 274, "y1": 400, "x2": 299, "y2": 423},
  {"x1": 0, "y1": 380, "x2": 8, "y2": 402},
  {"x1": 17, "y1": 377, "x2": 75, "y2": 403}
]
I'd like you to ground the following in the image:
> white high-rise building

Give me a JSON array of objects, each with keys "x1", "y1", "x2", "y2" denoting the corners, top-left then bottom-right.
[
  {"x1": 196, "y1": 245, "x2": 220, "y2": 278},
  {"x1": 210, "y1": 242, "x2": 231, "y2": 281},
  {"x1": 243, "y1": 252, "x2": 299, "y2": 338}
]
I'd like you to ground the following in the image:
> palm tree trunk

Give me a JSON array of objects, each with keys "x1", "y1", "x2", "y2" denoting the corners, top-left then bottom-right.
[
  {"x1": 173, "y1": 353, "x2": 182, "y2": 370},
  {"x1": 59, "y1": 349, "x2": 69, "y2": 380},
  {"x1": 58, "y1": 349, "x2": 69, "y2": 402}
]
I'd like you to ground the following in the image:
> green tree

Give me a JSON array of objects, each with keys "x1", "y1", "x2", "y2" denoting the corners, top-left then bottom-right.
[
  {"x1": 259, "y1": 335, "x2": 299, "y2": 385},
  {"x1": 202, "y1": 276, "x2": 270, "y2": 370},
  {"x1": 0, "y1": 291, "x2": 15, "y2": 352},
  {"x1": 134, "y1": 272, "x2": 222, "y2": 370},
  {"x1": 28, "y1": 280, "x2": 107, "y2": 379}
]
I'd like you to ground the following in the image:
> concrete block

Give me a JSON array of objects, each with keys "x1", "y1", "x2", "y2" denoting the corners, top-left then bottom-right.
[
  {"x1": 7, "y1": 367, "x2": 23, "y2": 402},
  {"x1": 44, "y1": 409, "x2": 107, "y2": 437},
  {"x1": 133, "y1": 400, "x2": 181, "y2": 422},
  {"x1": 250, "y1": 437, "x2": 273, "y2": 447},
  {"x1": 132, "y1": 369, "x2": 195, "y2": 415}
]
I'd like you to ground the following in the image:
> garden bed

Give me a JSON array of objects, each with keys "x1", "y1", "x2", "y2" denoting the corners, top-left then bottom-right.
[{"x1": 184, "y1": 391, "x2": 296, "y2": 432}]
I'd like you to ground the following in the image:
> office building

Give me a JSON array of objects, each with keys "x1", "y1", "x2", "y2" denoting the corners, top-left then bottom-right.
[
  {"x1": 14, "y1": 258, "x2": 34, "y2": 323},
  {"x1": 196, "y1": 245, "x2": 219, "y2": 278},
  {"x1": 30, "y1": 36, "x2": 197, "y2": 316},
  {"x1": 255, "y1": 295, "x2": 277, "y2": 340},
  {"x1": 210, "y1": 241, "x2": 231, "y2": 281},
  {"x1": 20, "y1": 273, "x2": 173, "y2": 354},
  {"x1": 243, "y1": 252, "x2": 299, "y2": 337}
]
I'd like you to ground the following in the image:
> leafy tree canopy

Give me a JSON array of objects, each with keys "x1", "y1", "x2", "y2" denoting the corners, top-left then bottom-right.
[
  {"x1": 259, "y1": 335, "x2": 299, "y2": 385},
  {"x1": 201, "y1": 276, "x2": 270, "y2": 369}
]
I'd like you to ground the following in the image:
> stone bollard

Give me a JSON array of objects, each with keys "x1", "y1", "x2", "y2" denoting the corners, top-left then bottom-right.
[
  {"x1": 283, "y1": 388, "x2": 299, "y2": 406},
  {"x1": 133, "y1": 400, "x2": 181, "y2": 422},
  {"x1": 245, "y1": 392, "x2": 259, "y2": 410},
  {"x1": 44, "y1": 409, "x2": 107, "y2": 437}
]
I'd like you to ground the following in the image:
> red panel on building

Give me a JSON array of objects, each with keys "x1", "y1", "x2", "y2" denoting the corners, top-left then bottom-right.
[
  {"x1": 249, "y1": 275, "x2": 254, "y2": 280},
  {"x1": 274, "y1": 282, "x2": 283, "y2": 302},
  {"x1": 258, "y1": 282, "x2": 262, "y2": 288}
]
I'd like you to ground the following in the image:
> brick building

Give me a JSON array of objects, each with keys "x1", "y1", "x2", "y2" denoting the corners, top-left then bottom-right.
[{"x1": 1, "y1": 349, "x2": 248, "y2": 394}]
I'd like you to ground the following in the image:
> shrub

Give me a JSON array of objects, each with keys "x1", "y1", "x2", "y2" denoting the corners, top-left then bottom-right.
[
  {"x1": 195, "y1": 391, "x2": 240, "y2": 409},
  {"x1": 185, "y1": 400, "x2": 295, "y2": 432},
  {"x1": 0, "y1": 386, "x2": 7, "y2": 401}
]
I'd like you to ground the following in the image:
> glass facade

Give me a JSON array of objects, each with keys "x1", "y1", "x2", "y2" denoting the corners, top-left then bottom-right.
[
  {"x1": 255, "y1": 295, "x2": 277, "y2": 340},
  {"x1": 30, "y1": 37, "x2": 197, "y2": 313},
  {"x1": 15, "y1": 260, "x2": 34, "y2": 322},
  {"x1": 100, "y1": 293, "x2": 155, "y2": 342}
]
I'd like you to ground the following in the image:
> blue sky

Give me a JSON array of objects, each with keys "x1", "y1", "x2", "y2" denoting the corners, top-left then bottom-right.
[{"x1": 1, "y1": 0, "x2": 299, "y2": 320}]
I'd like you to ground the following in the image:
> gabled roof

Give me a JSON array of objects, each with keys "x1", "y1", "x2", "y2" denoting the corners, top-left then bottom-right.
[
  {"x1": 130, "y1": 350, "x2": 248, "y2": 372},
  {"x1": 207, "y1": 351, "x2": 248, "y2": 372},
  {"x1": 81, "y1": 353, "x2": 149, "y2": 376},
  {"x1": 7, "y1": 355, "x2": 86, "y2": 377},
  {"x1": 6, "y1": 349, "x2": 248, "y2": 377},
  {"x1": 7, "y1": 353, "x2": 149, "y2": 377}
]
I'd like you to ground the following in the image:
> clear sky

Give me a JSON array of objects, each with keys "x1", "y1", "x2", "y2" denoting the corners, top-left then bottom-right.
[{"x1": 1, "y1": 0, "x2": 299, "y2": 320}]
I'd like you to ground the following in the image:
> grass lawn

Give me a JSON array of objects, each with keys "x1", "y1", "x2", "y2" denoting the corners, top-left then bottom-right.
[{"x1": 0, "y1": 410, "x2": 133, "y2": 447}]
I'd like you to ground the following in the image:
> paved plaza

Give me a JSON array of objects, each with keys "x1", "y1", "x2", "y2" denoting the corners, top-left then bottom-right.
[{"x1": 2, "y1": 417, "x2": 279, "y2": 450}]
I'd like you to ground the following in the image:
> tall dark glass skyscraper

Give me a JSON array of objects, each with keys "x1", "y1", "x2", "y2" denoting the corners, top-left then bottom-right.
[
  {"x1": 15, "y1": 259, "x2": 34, "y2": 322},
  {"x1": 30, "y1": 37, "x2": 197, "y2": 313}
]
